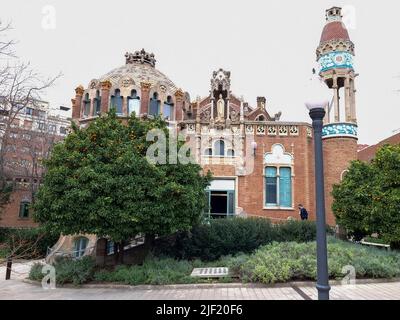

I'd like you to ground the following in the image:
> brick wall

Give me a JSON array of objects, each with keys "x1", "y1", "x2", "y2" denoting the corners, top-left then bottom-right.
[
  {"x1": 322, "y1": 137, "x2": 358, "y2": 225},
  {"x1": 0, "y1": 188, "x2": 38, "y2": 228}
]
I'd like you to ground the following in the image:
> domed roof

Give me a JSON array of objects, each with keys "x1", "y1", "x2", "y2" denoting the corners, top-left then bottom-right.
[
  {"x1": 320, "y1": 21, "x2": 350, "y2": 44},
  {"x1": 98, "y1": 49, "x2": 178, "y2": 93}
]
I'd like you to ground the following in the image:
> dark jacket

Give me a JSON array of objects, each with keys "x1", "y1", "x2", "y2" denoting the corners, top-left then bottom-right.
[{"x1": 300, "y1": 208, "x2": 308, "y2": 220}]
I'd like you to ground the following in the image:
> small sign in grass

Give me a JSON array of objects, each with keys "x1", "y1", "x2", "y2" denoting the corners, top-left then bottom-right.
[{"x1": 191, "y1": 267, "x2": 230, "y2": 278}]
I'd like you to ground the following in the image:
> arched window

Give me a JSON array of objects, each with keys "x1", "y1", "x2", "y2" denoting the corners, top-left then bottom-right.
[
  {"x1": 83, "y1": 93, "x2": 91, "y2": 116},
  {"x1": 264, "y1": 144, "x2": 293, "y2": 208},
  {"x1": 127, "y1": 89, "x2": 140, "y2": 116},
  {"x1": 227, "y1": 149, "x2": 235, "y2": 157},
  {"x1": 149, "y1": 92, "x2": 160, "y2": 116},
  {"x1": 111, "y1": 89, "x2": 123, "y2": 114},
  {"x1": 256, "y1": 115, "x2": 265, "y2": 121},
  {"x1": 204, "y1": 148, "x2": 212, "y2": 156},
  {"x1": 93, "y1": 90, "x2": 101, "y2": 115},
  {"x1": 73, "y1": 237, "x2": 89, "y2": 258},
  {"x1": 163, "y1": 96, "x2": 174, "y2": 120},
  {"x1": 214, "y1": 140, "x2": 225, "y2": 156}
]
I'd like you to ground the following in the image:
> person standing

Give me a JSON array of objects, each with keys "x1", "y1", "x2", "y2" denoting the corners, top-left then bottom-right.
[{"x1": 298, "y1": 204, "x2": 308, "y2": 221}]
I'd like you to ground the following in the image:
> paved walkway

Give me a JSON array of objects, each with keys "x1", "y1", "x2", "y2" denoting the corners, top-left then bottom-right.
[
  {"x1": 1, "y1": 261, "x2": 399, "y2": 300},
  {"x1": 1, "y1": 279, "x2": 400, "y2": 300}
]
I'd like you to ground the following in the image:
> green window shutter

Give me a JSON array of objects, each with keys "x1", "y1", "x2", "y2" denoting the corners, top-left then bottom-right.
[
  {"x1": 279, "y1": 167, "x2": 292, "y2": 207},
  {"x1": 265, "y1": 167, "x2": 278, "y2": 205}
]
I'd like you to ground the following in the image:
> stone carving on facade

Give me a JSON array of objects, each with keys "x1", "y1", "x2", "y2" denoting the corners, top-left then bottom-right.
[
  {"x1": 306, "y1": 127, "x2": 313, "y2": 138},
  {"x1": 230, "y1": 109, "x2": 238, "y2": 122},
  {"x1": 289, "y1": 125, "x2": 299, "y2": 136},
  {"x1": 210, "y1": 68, "x2": 231, "y2": 92},
  {"x1": 125, "y1": 49, "x2": 156, "y2": 67},
  {"x1": 245, "y1": 124, "x2": 254, "y2": 134},
  {"x1": 187, "y1": 123, "x2": 195, "y2": 133},
  {"x1": 256, "y1": 125, "x2": 266, "y2": 135},
  {"x1": 272, "y1": 111, "x2": 282, "y2": 121},
  {"x1": 89, "y1": 80, "x2": 98, "y2": 89},
  {"x1": 201, "y1": 109, "x2": 211, "y2": 122},
  {"x1": 278, "y1": 126, "x2": 288, "y2": 136},
  {"x1": 267, "y1": 126, "x2": 277, "y2": 136},
  {"x1": 120, "y1": 77, "x2": 134, "y2": 87},
  {"x1": 216, "y1": 94, "x2": 225, "y2": 121}
]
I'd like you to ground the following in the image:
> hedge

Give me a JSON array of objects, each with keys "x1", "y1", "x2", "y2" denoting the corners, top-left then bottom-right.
[{"x1": 155, "y1": 218, "x2": 325, "y2": 261}]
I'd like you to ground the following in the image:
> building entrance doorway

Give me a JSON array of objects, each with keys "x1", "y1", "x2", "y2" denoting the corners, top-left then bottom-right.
[{"x1": 206, "y1": 179, "x2": 235, "y2": 218}]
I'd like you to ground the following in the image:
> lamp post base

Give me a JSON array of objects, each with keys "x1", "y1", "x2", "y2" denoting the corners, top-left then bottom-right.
[{"x1": 316, "y1": 283, "x2": 331, "y2": 300}]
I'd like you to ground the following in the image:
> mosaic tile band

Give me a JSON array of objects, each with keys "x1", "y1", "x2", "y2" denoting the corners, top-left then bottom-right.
[{"x1": 322, "y1": 122, "x2": 358, "y2": 139}]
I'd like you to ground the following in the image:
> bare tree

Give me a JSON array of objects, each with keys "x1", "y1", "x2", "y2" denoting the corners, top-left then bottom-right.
[{"x1": 0, "y1": 21, "x2": 61, "y2": 215}]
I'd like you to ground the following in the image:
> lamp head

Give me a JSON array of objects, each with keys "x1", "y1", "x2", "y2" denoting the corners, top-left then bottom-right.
[{"x1": 304, "y1": 75, "x2": 329, "y2": 111}]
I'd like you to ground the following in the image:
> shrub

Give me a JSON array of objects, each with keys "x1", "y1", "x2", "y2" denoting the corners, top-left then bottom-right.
[
  {"x1": 29, "y1": 262, "x2": 44, "y2": 281},
  {"x1": 94, "y1": 256, "x2": 199, "y2": 285},
  {"x1": 156, "y1": 218, "x2": 319, "y2": 261},
  {"x1": 54, "y1": 256, "x2": 96, "y2": 285},
  {"x1": 273, "y1": 220, "x2": 317, "y2": 242},
  {"x1": 239, "y1": 238, "x2": 400, "y2": 284},
  {"x1": 28, "y1": 256, "x2": 96, "y2": 285}
]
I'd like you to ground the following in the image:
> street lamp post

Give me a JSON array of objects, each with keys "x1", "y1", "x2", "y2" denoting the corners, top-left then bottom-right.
[{"x1": 305, "y1": 76, "x2": 331, "y2": 300}]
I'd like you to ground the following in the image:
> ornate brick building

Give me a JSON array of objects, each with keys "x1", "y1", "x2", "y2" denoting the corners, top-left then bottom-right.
[{"x1": 68, "y1": 6, "x2": 358, "y2": 228}]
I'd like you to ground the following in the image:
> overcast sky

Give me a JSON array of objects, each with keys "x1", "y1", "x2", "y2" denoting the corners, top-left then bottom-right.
[{"x1": 2, "y1": 0, "x2": 400, "y2": 144}]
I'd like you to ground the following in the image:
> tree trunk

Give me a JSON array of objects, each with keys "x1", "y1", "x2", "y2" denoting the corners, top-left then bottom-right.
[
  {"x1": 118, "y1": 242, "x2": 125, "y2": 265},
  {"x1": 5, "y1": 257, "x2": 12, "y2": 280},
  {"x1": 144, "y1": 234, "x2": 155, "y2": 255}
]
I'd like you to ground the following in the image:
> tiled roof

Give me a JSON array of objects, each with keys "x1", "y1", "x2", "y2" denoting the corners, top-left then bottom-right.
[
  {"x1": 320, "y1": 21, "x2": 350, "y2": 43},
  {"x1": 358, "y1": 132, "x2": 400, "y2": 162},
  {"x1": 99, "y1": 62, "x2": 178, "y2": 93}
]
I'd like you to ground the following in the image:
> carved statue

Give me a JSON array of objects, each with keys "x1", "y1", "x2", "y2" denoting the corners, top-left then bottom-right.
[{"x1": 216, "y1": 94, "x2": 225, "y2": 120}]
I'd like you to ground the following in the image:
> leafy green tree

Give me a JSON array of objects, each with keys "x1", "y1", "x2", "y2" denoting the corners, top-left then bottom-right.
[
  {"x1": 370, "y1": 145, "x2": 400, "y2": 248},
  {"x1": 33, "y1": 110, "x2": 211, "y2": 262},
  {"x1": 332, "y1": 161, "x2": 376, "y2": 241},
  {"x1": 333, "y1": 144, "x2": 400, "y2": 247}
]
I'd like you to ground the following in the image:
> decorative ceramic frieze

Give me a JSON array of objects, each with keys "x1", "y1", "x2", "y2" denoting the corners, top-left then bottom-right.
[
  {"x1": 318, "y1": 51, "x2": 354, "y2": 72},
  {"x1": 322, "y1": 123, "x2": 357, "y2": 139}
]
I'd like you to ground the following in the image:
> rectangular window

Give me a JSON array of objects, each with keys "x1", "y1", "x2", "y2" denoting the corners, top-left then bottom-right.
[
  {"x1": 25, "y1": 107, "x2": 33, "y2": 115},
  {"x1": 19, "y1": 201, "x2": 30, "y2": 218},
  {"x1": 149, "y1": 99, "x2": 159, "y2": 116},
  {"x1": 106, "y1": 240, "x2": 115, "y2": 255},
  {"x1": 163, "y1": 103, "x2": 173, "y2": 120},
  {"x1": 128, "y1": 98, "x2": 140, "y2": 116},
  {"x1": 265, "y1": 166, "x2": 292, "y2": 208},
  {"x1": 265, "y1": 167, "x2": 277, "y2": 205},
  {"x1": 279, "y1": 167, "x2": 292, "y2": 207}
]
